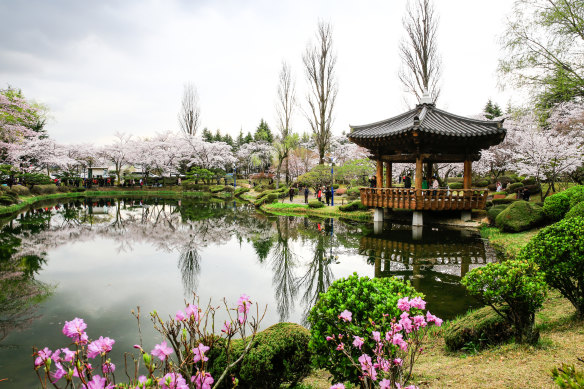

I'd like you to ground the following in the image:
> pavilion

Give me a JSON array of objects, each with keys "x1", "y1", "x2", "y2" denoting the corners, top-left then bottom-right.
[{"x1": 348, "y1": 94, "x2": 506, "y2": 226}]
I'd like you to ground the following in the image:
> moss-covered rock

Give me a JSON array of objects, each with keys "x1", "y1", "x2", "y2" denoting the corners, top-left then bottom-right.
[
  {"x1": 495, "y1": 200, "x2": 545, "y2": 232},
  {"x1": 443, "y1": 305, "x2": 512, "y2": 352}
]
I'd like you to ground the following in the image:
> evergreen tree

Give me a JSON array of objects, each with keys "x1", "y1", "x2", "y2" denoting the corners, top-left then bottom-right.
[
  {"x1": 236, "y1": 128, "x2": 244, "y2": 146},
  {"x1": 253, "y1": 119, "x2": 273, "y2": 143},
  {"x1": 214, "y1": 129, "x2": 223, "y2": 142},
  {"x1": 244, "y1": 131, "x2": 254, "y2": 144},
  {"x1": 223, "y1": 134, "x2": 234, "y2": 146},
  {"x1": 484, "y1": 99, "x2": 503, "y2": 119},
  {"x1": 202, "y1": 128, "x2": 213, "y2": 142},
  {"x1": 301, "y1": 132, "x2": 311, "y2": 143}
]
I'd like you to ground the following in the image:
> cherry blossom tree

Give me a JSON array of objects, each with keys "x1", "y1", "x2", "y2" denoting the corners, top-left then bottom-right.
[
  {"x1": 236, "y1": 141, "x2": 274, "y2": 175},
  {"x1": 103, "y1": 132, "x2": 133, "y2": 185}
]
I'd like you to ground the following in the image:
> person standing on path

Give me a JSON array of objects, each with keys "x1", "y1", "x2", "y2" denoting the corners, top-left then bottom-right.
[
  {"x1": 325, "y1": 187, "x2": 331, "y2": 206},
  {"x1": 317, "y1": 187, "x2": 322, "y2": 202},
  {"x1": 304, "y1": 187, "x2": 309, "y2": 203},
  {"x1": 289, "y1": 187, "x2": 295, "y2": 202}
]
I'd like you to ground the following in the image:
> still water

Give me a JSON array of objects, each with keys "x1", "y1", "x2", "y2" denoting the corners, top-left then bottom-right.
[{"x1": 0, "y1": 197, "x2": 496, "y2": 386}]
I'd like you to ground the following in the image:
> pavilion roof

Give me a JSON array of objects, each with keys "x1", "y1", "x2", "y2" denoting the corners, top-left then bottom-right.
[{"x1": 348, "y1": 103, "x2": 506, "y2": 158}]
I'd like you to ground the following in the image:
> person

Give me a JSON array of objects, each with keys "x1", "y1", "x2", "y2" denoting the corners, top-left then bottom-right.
[
  {"x1": 496, "y1": 180, "x2": 502, "y2": 192},
  {"x1": 422, "y1": 178, "x2": 429, "y2": 190},
  {"x1": 317, "y1": 187, "x2": 322, "y2": 202},
  {"x1": 404, "y1": 175, "x2": 412, "y2": 188},
  {"x1": 304, "y1": 187, "x2": 309, "y2": 203},
  {"x1": 289, "y1": 187, "x2": 295, "y2": 202},
  {"x1": 177, "y1": 177, "x2": 181, "y2": 186},
  {"x1": 325, "y1": 187, "x2": 331, "y2": 206},
  {"x1": 522, "y1": 187, "x2": 531, "y2": 201},
  {"x1": 369, "y1": 176, "x2": 377, "y2": 188},
  {"x1": 432, "y1": 177, "x2": 439, "y2": 195}
]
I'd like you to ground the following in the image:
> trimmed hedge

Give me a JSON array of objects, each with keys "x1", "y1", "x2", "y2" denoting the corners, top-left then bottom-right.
[
  {"x1": 0, "y1": 193, "x2": 18, "y2": 206},
  {"x1": 519, "y1": 216, "x2": 584, "y2": 317},
  {"x1": 543, "y1": 193, "x2": 570, "y2": 221},
  {"x1": 449, "y1": 182, "x2": 463, "y2": 189},
  {"x1": 472, "y1": 179, "x2": 490, "y2": 188},
  {"x1": 208, "y1": 322, "x2": 311, "y2": 389},
  {"x1": 565, "y1": 202, "x2": 584, "y2": 220},
  {"x1": 30, "y1": 184, "x2": 57, "y2": 195},
  {"x1": 487, "y1": 204, "x2": 509, "y2": 225},
  {"x1": 234, "y1": 187, "x2": 250, "y2": 197},
  {"x1": 506, "y1": 182, "x2": 524, "y2": 194},
  {"x1": 9, "y1": 185, "x2": 30, "y2": 196},
  {"x1": 522, "y1": 177, "x2": 537, "y2": 186},
  {"x1": 495, "y1": 200, "x2": 545, "y2": 232},
  {"x1": 346, "y1": 187, "x2": 361, "y2": 199},
  {"x1": 209, "y1": 185, "x2": 226, "y2": 193},
  {"x1": 566, "y1": 185, "x2": 584, "y2": 208},
  {"x1": 308, "y1": 200, "x2": 324, "y2": 208},
  {"x1": 339, "y1": 200, "x2": 367, "y2": 212},
  {"x1": 254, "y1": 193, "x2": 278, "y2": 207},
  {"x1": 444, "y1": 305, "x2": 513, "y2": 352}
]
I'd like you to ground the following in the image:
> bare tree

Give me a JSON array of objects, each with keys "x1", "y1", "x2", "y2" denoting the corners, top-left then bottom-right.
[
  {"x1": 303, "y1": 21, "x2": 338, "y2": 164},
  {"x1": 274, "y1": 61, "x2": 297, "y2": 186},
  {"x1": 398, "y1": 0, "x2": 442, "y2": 103},
  {"x1": 178, "y1": 82, "x2": 201, "y2": 136}
]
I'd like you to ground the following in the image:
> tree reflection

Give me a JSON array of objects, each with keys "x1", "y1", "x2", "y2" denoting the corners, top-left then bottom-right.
[
  {"x1": 270, "y1": 217, "x2": 298, "y2": 321},
  {"x1": 178, "y1": 245, "x2": 201, "y2": 295}
]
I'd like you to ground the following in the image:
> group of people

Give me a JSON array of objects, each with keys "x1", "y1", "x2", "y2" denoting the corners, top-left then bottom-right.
[
  {"x1": 287, "y1": 186, "x2": 335, "y2": 206},
  {"x1": 369, "y1": 174, "x2": 439, "y2": 191}
]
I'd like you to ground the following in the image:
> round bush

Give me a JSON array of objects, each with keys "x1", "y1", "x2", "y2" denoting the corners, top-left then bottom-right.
[
  {"x1": 495, "y1": 201, "x2": 545, "y2": 232},
  {"x1": 506, "y1": 182, "x2": 524, "y2": 194},
  {"x1": 566, "y1": 185, "x2": 584, "y2": 208},
  {"x1": 461, "y1": 260, "x2": 547, "y2": 344},
  {"x1": 443, "y1": 305, "x2": 512, "y2": 352},
  {"x1": 449, "y1": 182, "x2": 463, "y2": 189},
  {"x1": 346, "y1": 187, "x2": 361, "y2": 199},
  {"x1": 518, "y1": 216, "x2": 584, "y2": 318},
  {"x1": 524, "y1": 184, "x2": 541, "y2": 195},
  {"x1": 208, "y1": 322, "x2": 311, "y2": 389},
  {"x1": 338, "y1": 200, "x2": 367, "y2": 212},
  {"x1": 30, "y1": 184, "x2": 57, "y2": 195},
  {"x1": 472, "y1": 179, "x2": 489, "y2": 188},
  {"x1": 486, "y1": 204, "x2": 508, "y2": 225},
  {"x1": 307, "y1": 273, "x2": 421, "y2": 385},
  {"x1": 9, "y1": 185, "x2": 30, "y2": 196},
  {"x1": 308, "y1": 200, "x2": 324, "y2": 208},
  {"x1": 543, "y1": 193, "x2": 570, "y2": 221},
  {"x1": 565, "y1": 202, "x2": 584, "y2": 220},
  {"x1": 0, "y1": 194, "x2": 18, "y2": 206},
  {"x1": 522, "y1": 177, "x2": 536, "y2": 186}
]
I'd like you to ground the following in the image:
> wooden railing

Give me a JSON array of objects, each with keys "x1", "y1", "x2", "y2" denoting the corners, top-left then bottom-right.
[{"x1": 360, "y1": 188, "x2": 489, "y2": 210}]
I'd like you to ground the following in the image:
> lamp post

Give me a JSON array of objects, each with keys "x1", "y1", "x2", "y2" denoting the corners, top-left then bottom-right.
[
  {"x1": 233, "y1": 165, "x2": 237, "y2": 189},
  {"x1": 330, "y1": 157, "x2": 335, "y2": 206}
]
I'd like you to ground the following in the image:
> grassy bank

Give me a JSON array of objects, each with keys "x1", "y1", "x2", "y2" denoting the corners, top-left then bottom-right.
[
  {"x1": 0, "y1": 189, "x2": 211, "y2": 216},
  {"x1": 480, "y1": 225, "x2": 541, "y2": 259},
  {"x1": 260, "y1": 202, "x2": 372, "y2": 221}
]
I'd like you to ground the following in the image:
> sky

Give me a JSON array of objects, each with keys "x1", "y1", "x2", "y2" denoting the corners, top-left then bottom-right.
[{"x1": 0, "y1": 0, "x2": 521, "y2": 145}]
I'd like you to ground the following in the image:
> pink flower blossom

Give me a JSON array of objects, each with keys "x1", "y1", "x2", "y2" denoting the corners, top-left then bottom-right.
[
  {"x1": 394, "y1": 358, "x2": 403, "y2": 366},
  {"x1": 87, "y1": 336, "x2": 115, "y2": 359},
  {"x1": 380, "y1": 379, "x2": 391, "y2": 389},
  {"x1": 102, "y1": 361, "x2": 115, "y2": 373},
  {"x1": 426, "y1": 311, "x2": 443, "y2": 326},
  {"x1": 50, "y1": 362, "x2": 67, "y2": 383},
  {"x1": 336, "y1": 343, "x2": 344, "y2": 351},
  {"x1": 338, "y1": 310, "x2": 352, "y2": 322},
  {"x1": 237, "y1": 294, "x2": 252, "y2": 314},
  {"x1": 372, "y1": 331, "x2": 381, "y2": 342},
  {"x1": 409, "y1": 296, "x2": 426, "y2": 310},
  {"x1": 326, "y1": 335, "x2": 334, "y2": 341},
  {"x1": 62, "y1": 318, "x2": 89, "y2": 344},
  {"x1": 221, "y1": 321, "x2": 233, "y2": 335},
  {"x1": 185, "y1": 304, "x2": 200, "y2": 322},
  {"x1": 162, "y1": 372, "x2": 189, "y2": 389},
  {"x1": 353, "y1": 336, "x2": 364, "y2": 349},
  {"x1": 330, "y1": 385, "x2": 345, "y2": 389},
  {"x1": 34, "y1": 347, "x2": 52, "y2": 367},
  {"x1": 413, "y1": 315, "x2": 427, "y2": 329},
  {"x1": 397, "y1": 297, "x2": 410, "y2": 311},
  {"x1": 193, "y1": 343, "x2": 210, "y2": 363},
  {"x1": 152, "y1": 341, "x2": 174, "y2": 361},
  {"x1": 399, "y1": 312, "x2": 413, "y2": 333},
  {"x1": 81, "y1": 375, "x2": 113, "y2": 389},
  {"x1": 191, "y1": 371, "x2": 214, "y2": 389},
  {"x1": 175, "y1": 310, "x2": 186, "y2": 321},
  {"x1": 358, "y1": 353, "x2": 377, "y2": 381}
]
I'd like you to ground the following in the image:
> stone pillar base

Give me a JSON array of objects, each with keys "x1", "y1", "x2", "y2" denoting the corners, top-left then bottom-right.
[
  {"x1": 374, "y1": 208, "x2": 384, "y2": 222},
  {"x1": 412, "y1": 211, "x2": 423, "y2": 226},
  {"x1": 373, "y1": 221, "x2": 383, "y2": 234}
]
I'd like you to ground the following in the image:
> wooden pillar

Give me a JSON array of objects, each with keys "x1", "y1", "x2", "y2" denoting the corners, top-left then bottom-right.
[
  {"x1": 463, "y1": 159, "x2": 472, "y2": 189},
  {"x1": 385, "y1": 161, "x2": 392, "y2": 188},
  {"x1": 415, "y1": 155, "x2": 423, "y2": 190},
  {"x1": 376, "y1": 159, "x2": 383, "y2": 188}
]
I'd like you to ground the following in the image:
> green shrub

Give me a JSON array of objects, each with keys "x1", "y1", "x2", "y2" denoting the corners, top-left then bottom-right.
[
  {"x1": 222, "y1": 185, "x2": 234, "y2": 193},
  {"x1": 9, "y1": 185, "x2": 30, "y2": 196},
  {"x1": 518, "y1": 217, "x2": 584, "y2": 318},
  {"x1": 208, "y1": 322, "x2": 311, "y2": 389},
  {"x1": 543, "y1": 193, "x2": 570, "y2": 221},
  {"x1": 495, "y1": 201, "x2": 545, "y2": 232},
  {"x1": 522, "y1": 177, "x2": 536, "y2": 186},
  {"x1": 72, "y1": 187, "x2": 86, "y2": 193},
  {"x1": 254, "y1": 193, "x2": 278, "y2": 207},
  {"x1": 506, "y1": 182, "x2": 524, "y2": 194},
  {"x1": 20, "y1": 173, "x2": 53, "y2": 187},
  {"x1": 551, "y1": 362, "x2": 584, "y2": 388},
  {"x1": 308, "y1": 200, "x2": 324, "y2": 208},
  {"x1": 472, "y1": 179, "x2": 490, "y2": 188},
  {"x1": 461, "y1": 259, "x2": 547, "y2": 344},
  {"x1": 30, "y1": 184, "x2": 57, "y2": 195},
  {"x1": 565, "y1": 202, "x2": 584, "y2": 220},
  {"x1": 566, "y1": 186, "x2": 584, "y2": 209},
  {"x1": 443, "y1": 305, "x2": 513, "y2": 352},
  {"x1": 307, "y1": 273, "x2": 421, "y2": 385},
  {"x1": 486, "y1": 204, "x2": 509, "y2": 225},
  {"x1": 0, "y1": 194, "x2": 18, "y2": 206},
  {"x1": 449, "y1": 182, "x2": 463, "y2": 189},
  {"x1": 332, "y1": 184, "x2": 340, "y2": 190},
  {"x1": 338, "y1": 200, "x2": 367, "y2": 212},
  {"x1": 57, "y1": 186, "x2": 70, "y2": 193},
  {"x1": 234, "y1": 187, "x2": 250, "y2": 197},
  {"x1": 492, "y1": 198, "x2": 518, "y2": 205},
  {"x1": 524, "y1": 184, "x2": 542, "y2": 195},
  {"x1": 209, "y1": 185, "x2": 225, "y2": 193},
  {"x1": 346, "y1": 187, "x2": 361, "y2": 199}
]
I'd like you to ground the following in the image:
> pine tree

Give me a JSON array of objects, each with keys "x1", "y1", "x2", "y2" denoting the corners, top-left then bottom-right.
[
  {"x1": 244, "y1": 131, "x2": 254, "y2": 144},
  {"x1": 202, "y1": 128, "x2": 213, "y2": 142},
  {"x1": 484, "y1": 99, "x2": 503, "y2": 119},
  {"x1": 253, "y1": 119, "x2": 273, "y2": 143}
]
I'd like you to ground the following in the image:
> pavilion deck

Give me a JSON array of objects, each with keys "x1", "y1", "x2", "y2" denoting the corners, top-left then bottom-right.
[{"x1": 360, "y1": 187, "x2": 489, "y2": 211}]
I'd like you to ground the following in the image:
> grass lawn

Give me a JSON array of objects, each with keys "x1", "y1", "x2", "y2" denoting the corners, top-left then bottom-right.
[
  {"x1": 261, "y1": 201, "x2": 371, "y2": 221},
  {"x1": 480, "y1": 226, "x2": 541, "y2": 259}
]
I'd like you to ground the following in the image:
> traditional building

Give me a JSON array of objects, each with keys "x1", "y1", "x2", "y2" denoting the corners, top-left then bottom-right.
[{"x1": 348, "y1": 95, "x2": 506, "y2": 225}]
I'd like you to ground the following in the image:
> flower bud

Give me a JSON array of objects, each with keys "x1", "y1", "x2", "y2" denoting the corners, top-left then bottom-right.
[{"x1": 142, "y1": 353, "x2": 152, "y2": 365}]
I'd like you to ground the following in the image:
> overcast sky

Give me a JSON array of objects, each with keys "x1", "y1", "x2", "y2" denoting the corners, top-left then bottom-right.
[{"x1": 0, "y1": 0, "x2": 521, "y2": 145}]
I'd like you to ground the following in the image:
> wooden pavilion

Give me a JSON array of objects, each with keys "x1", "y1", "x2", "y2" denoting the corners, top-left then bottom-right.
[{"x1": 348, "y1": 95, "x2": 506, "y2": 225}]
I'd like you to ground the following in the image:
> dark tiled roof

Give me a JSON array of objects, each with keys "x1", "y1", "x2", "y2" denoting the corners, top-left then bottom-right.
[{"x1": 349, "y1": 104, "x2": 505, "y2": 140}]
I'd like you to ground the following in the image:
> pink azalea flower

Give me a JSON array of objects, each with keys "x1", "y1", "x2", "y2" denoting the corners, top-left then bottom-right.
[
  {"x1": 81, "y1": 375, "x2": 113, "y2": 389},
  {"x1": 372, "y1": 331, "x2": 381, "y2": 342},
  {"x1": 330, "y1": 385, "x2": 345, "y2": 389},
  {"x1": 175, "y1": 310, "x2": 186, "y2": 321},
  {"x1": 185, "y1": 304, "x2": 200, "y2": 321},
  {"x1": 413, "y1": 315, "x2": 427, "y2": 329},
  {"x1": 426, "y1": 311, "x2": 443, "y2": 326},
  {"x1": 191, "y1": 371, "x2": 214, "y2": 389},
  {"x1": 102, "y1": 361, "x2": 115, "y2": 373},
  {"x1": 61, "y1": 347, "x2": 76, "y2": 362},
  {"x1": 338, "y1": 310, "x2": 352, "y2": 322},
  {"x1": 358, "y1": 354, "x2": 377, "y2": 381},
  {"x1": 62, "y1": 318, "x2": 89, "y2": 344},
  {"x1": 394, "y1": 358, "x2": 403, "y2": 366},
  {"x1": 237, "y1": 294, "x2": 252, "y2": 314},
  {"x1": 87, "y1": 336, "x2": 115, "y2": 359},
  {"x1": 377, "y1": 357, "x2": 391, "y2": 372},
  {"x1": 151, "y1": 341, "x2": 174, "y2": 361},
  {"x1": 397, "y1": 297, "x2": 410, "y2": 311},
  {"x1": 409, "y1": 296, "x2": 426, "y2": 310},
  {"x1": 353, "y1": 335, "x2": 365, "y2": 349},
  {"x1": 193, "y1": 343, "x2": 210, "y2": 363},
  {"x1": 399, "y1": 312, "x2": 413, "y2": 333},
  {"x1": 336, "y1": 343, "x2": 344, "y2": 351},
  {"x1": 50, "y1": 362, "x2": 67, "y2": 383},
  {"x1": 34, "y1": 347, "x2": 52, "y2": 367},
  {"x1": 326, "y1": 335, "x2": 334, "y2": 341},
  {"x1": 162, "y1": 372, "x2": 189, "y2": 389},
  {"x1": 221, "y1": 321, "x2": 233, "y2": 335},
  {"x1": 379, "y1": 379, "x2": 391, "y2": 389}
]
